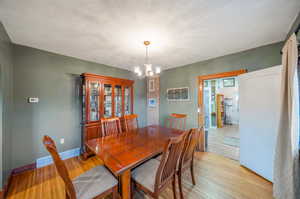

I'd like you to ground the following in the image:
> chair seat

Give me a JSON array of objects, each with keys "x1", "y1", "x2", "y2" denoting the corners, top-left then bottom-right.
[
  {"x1": 155, "y1": 155, "x2": 162, "y2": 161},
  {"x1": 132, "y1": 159, "x2": 160, "y2": 192},
  {"x1": 73, "y1": 165, "x2": 118, "y2": 199}
]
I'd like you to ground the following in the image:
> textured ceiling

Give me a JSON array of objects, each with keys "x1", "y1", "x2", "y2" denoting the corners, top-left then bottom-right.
[{"x1": 0, "y1": 0, "x2": 299, "y2": 71}]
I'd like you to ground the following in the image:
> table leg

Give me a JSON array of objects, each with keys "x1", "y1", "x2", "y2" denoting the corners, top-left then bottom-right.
[
  {"x1": 121, "y1": 170, "x2": 131, "y2": 199},
  {"x1": 197, "y1": 128, "x2": 206, "y2": 152}
]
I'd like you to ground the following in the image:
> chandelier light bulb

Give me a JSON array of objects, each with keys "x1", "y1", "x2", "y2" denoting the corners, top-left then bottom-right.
[
  {"x1": 145, "y1": 64, "x2": 152, "y2": 72},
  {"x1": 134, "y1": 66, "x2": 140, "y2": 74},
  {"x1": 137, "y1": 71, "x2": 142, "y2": 76},
  {"x1": 149, "y1": 71, "x2": 154, "y2": 76},
  {"x1": 155, "y1": 67, "x2": 161, "y2": 74}
]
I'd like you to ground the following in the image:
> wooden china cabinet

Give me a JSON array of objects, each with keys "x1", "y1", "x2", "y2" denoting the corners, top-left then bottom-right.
[{"x1": 81, "y1": 73, "x2": 134, "y2": 158}]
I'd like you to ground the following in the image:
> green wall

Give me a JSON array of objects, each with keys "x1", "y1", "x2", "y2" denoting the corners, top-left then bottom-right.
[
  {"x1": 159, "y1": 42, "x2": 284, "y2": 128},
  {"x1": 12, "y1": 44, "x2": 147, "y2": 169},
  {"x1": 0, "y1": 22, "x2": 13, "y2": 187}
]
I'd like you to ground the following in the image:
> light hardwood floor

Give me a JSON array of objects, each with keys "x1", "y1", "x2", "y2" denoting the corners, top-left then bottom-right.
[
  {"x1": 7, "y1": 152, "x2": 273, "y2": 199},
  {"x1": 207, "y1": 125, "x2": 240, "y2": 160}
]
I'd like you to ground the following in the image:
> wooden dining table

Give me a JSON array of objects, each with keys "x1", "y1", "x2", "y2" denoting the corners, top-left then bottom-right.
[{"x1": 86, "y1": 125, "x2": 184, "y2": 199}]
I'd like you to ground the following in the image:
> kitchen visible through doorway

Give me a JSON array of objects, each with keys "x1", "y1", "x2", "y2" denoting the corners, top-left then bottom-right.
[{"x1": 203, "y1": 77, "x2": 240, "y2": 160}]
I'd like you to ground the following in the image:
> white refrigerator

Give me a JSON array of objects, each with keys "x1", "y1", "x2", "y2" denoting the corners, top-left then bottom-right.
[{"x1": 239, "y1": 65, "x2": 282, "y2": 182}]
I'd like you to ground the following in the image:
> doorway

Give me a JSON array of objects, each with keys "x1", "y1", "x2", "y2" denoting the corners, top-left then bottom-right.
[{"x1": 198, "y1": 70, "x2": 246, "y2": 160}]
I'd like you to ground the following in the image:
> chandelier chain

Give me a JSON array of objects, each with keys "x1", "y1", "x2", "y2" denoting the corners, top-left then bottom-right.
[{"x1": 145, "y1": 45, "x2": 149, "y2": 64}]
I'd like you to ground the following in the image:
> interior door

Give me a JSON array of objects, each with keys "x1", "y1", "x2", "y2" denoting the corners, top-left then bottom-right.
[
  {"x1": 239, "y1": 65, "x2": 282, "y2": 182},
  {"x1": 198, "y1": 70, "x2": 247, "y2": 151}
]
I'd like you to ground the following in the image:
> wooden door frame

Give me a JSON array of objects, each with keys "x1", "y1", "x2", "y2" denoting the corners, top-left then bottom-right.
[{"x1": 197, "y1": 69, "x2": 247, "y2": 151}]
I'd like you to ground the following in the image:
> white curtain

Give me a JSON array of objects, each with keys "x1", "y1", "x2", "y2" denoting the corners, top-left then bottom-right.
[{"x1": 274, "y1": 33, "x2": 299, "y2": 199}]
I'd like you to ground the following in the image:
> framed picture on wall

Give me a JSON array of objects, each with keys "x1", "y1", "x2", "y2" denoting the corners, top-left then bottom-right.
[
  {"x1": 148, "y1": 98, "x2": 157, "y2": 107},
  {"x1": 167, "y1": 87, "x2": 190, "y2": 101},
  {"x1": 223, "y1": 78, "x2": 235, "y2": 87}
]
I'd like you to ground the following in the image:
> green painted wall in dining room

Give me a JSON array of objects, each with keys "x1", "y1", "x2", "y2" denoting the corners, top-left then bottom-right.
[
  {"x1": 11, "y1": 44, "x2": 147, "y2": 169},
  {"x1": 159, "y1": 41, "x2": 284, "y2": 129},
  {"x1": 0, "y1": 21, "x2": 13, "y2": 188}
]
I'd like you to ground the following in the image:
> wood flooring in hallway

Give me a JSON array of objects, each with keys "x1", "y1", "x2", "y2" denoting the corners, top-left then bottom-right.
[{"x1": 207, "y1": 125, "x2": 240, "y2": 160}]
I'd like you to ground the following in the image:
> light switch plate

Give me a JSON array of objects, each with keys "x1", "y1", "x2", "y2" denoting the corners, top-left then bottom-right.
[{"x1": 28, "y1": 97, "x2": 39, "y2": 103}]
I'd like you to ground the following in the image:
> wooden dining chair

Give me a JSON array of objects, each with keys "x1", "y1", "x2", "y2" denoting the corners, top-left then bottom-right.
[
  {"x1": 101, "y1": 117, "x2": 122, "y2": 136},
  {"x1": 131, "y1": 131, "x2": 187, "y2": 199},
  {"x1": 43, "y1": 135, "x2": 119, "y2": 199},
  {"x1": 165, "y1": 113, "x2": 187, "y2": 130},
  {"x1": 123, "y1": 114, "x2": 138, "y2": 132},
  {"x1": 177, "y1": 128, "x2": 200, "y2": 199}
]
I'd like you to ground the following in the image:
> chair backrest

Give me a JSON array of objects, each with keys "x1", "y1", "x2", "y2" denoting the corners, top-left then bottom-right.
[
  {"x1": 179, "y1": 128, "x2": 200, "y2": 169},
  {"x1": 123, "y1": 114, "x2": 138, "y2": 132},
  {"x1": 101, "y1": 117, "x2": 122, "y2": 136},
  {"x1": 43, "y1": 136, "x2": 76, "y2": 199},
  {"x1": 164, "y1": 113, "x2": 187, "y2": 130},
  {"x1": 154, "y1": 131, "x2": 187, "y2": 192}
]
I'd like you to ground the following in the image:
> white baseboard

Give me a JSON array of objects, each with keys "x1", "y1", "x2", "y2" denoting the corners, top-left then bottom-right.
[{"x1": 36, "y1": 147, "x2": 80, "y2": 168}]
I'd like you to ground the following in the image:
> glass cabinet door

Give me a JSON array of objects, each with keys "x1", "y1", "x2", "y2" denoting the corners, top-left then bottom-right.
[
  {"x1": 104, "y1": 84, "x2": 112, "y2": 118},
  {"x1": 82, "y1": 82, "x2": 86, "y2": 122},
  {"x1": 124, "y1": 87, "x2": 131, "y2": 115},
  {"x1": 114, "y1": 85, "x2": 122, "y2": 117},
  {"x1": 89, "y1": 81, "x2": 100, "y2": 121}
]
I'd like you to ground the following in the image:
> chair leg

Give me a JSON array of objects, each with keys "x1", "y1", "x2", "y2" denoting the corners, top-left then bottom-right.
[
  {"x1": 178, "y1": 171, "x2": 184, "y2": 199},
  {"x1": 112, "y1": 186, "x2": 118, "y2": 199},
  {"x1": 172, "y1": 176, "x2": 177, "y2": 199},
  {"x1": 65, "y1": 191, "x2": 70, "y2": 199},
  {"x1": 190, "y1": 162, "x2": 196, "y2": 186},
  {"x1": 131, "y1": 180, "x2": 135, "y2": 199}
]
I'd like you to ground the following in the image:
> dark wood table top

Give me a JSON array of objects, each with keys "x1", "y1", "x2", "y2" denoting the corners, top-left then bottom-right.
[{"x1": 86, "y1": 125, "x2": 184, "y2": 175}]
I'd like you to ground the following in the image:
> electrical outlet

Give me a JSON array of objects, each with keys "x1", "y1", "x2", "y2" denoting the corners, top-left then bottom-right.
[{"x1": 60, "y1": 138, "x2": 64, "y2": 144}]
